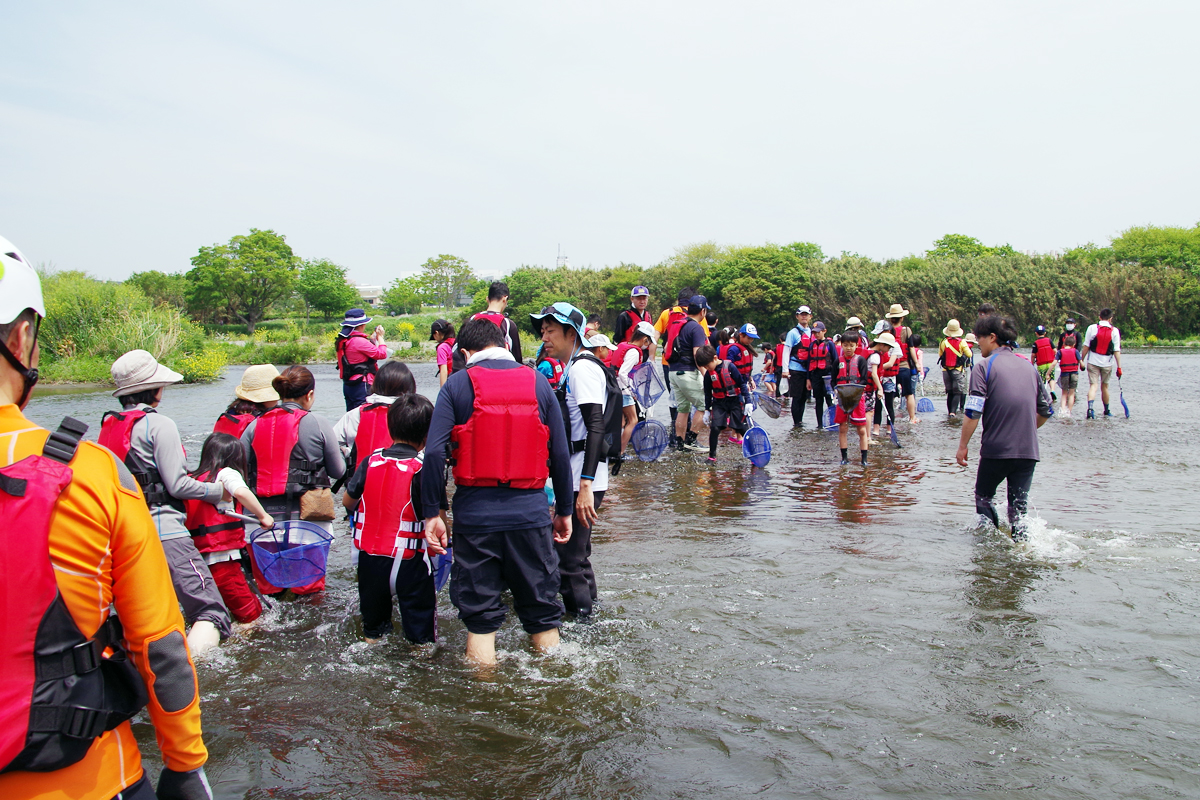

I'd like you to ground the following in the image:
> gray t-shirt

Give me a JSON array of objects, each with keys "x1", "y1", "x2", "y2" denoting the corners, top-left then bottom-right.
[{"x1": 968, "y1": 349, "x2": 1053, "y2": 461}]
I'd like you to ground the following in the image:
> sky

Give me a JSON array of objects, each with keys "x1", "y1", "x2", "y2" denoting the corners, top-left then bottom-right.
[{"x1": 3, "y1": 1, "x2": 1198, "y2": 286}]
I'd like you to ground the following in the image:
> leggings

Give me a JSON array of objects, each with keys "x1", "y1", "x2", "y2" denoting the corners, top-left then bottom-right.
[
  {"x1": 789, "y1": 372, "x2": 811, "y2": 426},
  {"x1": 808, "y1": 368, "x2": 830, "y2": 427},
  {"x1": 974, "y1": 457, "x2": 1036, "y2": 539},
  {"x1": 873, "y1": 390, "x2": 897, "y2": 426}
]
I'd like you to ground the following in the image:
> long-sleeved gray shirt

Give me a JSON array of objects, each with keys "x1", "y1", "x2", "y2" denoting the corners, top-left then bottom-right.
[{"x1": 125, "y1": 403, "x2": 223, "y2": 540}]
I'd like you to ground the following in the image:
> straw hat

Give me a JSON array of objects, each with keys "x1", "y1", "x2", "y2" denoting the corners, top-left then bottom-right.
[
  {"x1": 234, "y1": 364, "x2": 281, "y2": 404},
  {"x1": 873, "y1": 332, "x2": 898, "y2": 348},
  {"x1": 965, "y1": 333, "x2": 978, "y2": 344},
  {"x1": 886, "y1": 303, "x2": 910, "y2": 318},
  {"x1": 943, "y1": 319, "x2": 965, "y2": 338},
  {"x1": 111, "y1": 350, "x2": 184, "y2": 397},
  {"x1": 845, "y1": 316, "x2": 864, "y2": 329}
]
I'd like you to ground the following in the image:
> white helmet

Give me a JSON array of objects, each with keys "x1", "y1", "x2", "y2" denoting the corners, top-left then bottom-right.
[{"x1": 0, "y1": 235, "x2": 45, "y2": 324}]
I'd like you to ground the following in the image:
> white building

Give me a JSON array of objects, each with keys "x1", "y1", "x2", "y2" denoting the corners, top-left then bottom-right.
[{"x1": 356, "y1": 285, "x2": 383, "y2": 308}]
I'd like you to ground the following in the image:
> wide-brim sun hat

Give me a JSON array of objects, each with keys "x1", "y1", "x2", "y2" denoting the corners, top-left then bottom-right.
[
  {"x1": 634, "y1": 321, "x2": 659, "y2": 343},
  {"x1": 111, "y1": 349, "x2": 184, "y2": 397},
  {"x1": 873, "y1": 332, "x2": 899, "y2": 348},
  {"x1": 845, "y1": 316, "x2": 863, "y2": 329},
  {"x1": 871, "y1": 320, "x2": 890, "y2": 336},
  {"x1": 342, "y1": 308, "x2": 372, "y2": 328},
  {"x1": 235, "y1": 364, "x2": 281, "y2": 404},
  {"x1": 530, "y1": 302, "x2": 588, "y2": 340},
  {"x1": 630, "y1": 285, "x2": 650, "y2": 297},
  {"x1": 587, "y1": 333, "x2": 615, "y2": 350},
  {"x1": 965, "y1": 333, "x2": 978, "y2": 343},
  {"x1": 886, "y1": 303, "x2": 910, "y2": 318},
  {"x1": 739, "y1": 323, "x2": 760, "y2": 339},
  {"x1": 943, "y1": 319, "x2": 965, "y2": 337}
]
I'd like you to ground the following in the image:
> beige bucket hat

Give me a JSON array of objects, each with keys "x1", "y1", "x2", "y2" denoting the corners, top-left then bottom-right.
[
  {"x1": 965, "y1": 333, "x2": 978, "y2": 344},
  {"x1": 872, "y1": 332, "x2": 898, "y2": 348},
  {"x1": 235, "y1": 364, "x2": 281, "y2": 404},
  {"x1": 845, "y1": 316, "x2": 864, "y2": 329},
  {"x1": 111, "y1": 350, "x2": 184, "y2": 397},
  {"x1": 886, "y1": 303, "x2": 910, "y2": 318},
  {"x1": 943, "y1": 319, "x2": 965, "y2": 338}
]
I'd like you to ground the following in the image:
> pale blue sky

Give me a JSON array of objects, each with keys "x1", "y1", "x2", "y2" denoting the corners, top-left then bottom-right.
[{"x1": 3, "y1": 2, "x2": 1197, "y2": 285}]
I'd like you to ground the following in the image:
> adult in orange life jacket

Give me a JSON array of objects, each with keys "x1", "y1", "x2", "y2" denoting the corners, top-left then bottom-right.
[
  {"x1": 470, "y1": 280, "x2": 524, "y2": 362},
  {"x1": 886, "y1": 304, "x2": 921, "y2": 425},
  {"x1": 99, "y1": 350, "x2": 230, "y2": 655},
  {"x1": 1031, "y1": 324, "x2": 1057, "y2": 391},
  {"x1": 214, "y1": 363, "x2": 280, "y2": 437},
  {"x1": 335, "y1": 308, "x2": 389, "y2": 412},
  {"x1": 240, "y1": 366, "x2": 346, "y2": 596},
  {"x1": 333, "y1": 360, "x2": 417, "y2": 468},
  {"x1": 611, "y1": 322, "x2": 657, "y2": 451},
  {"x1": 0, "y1": 236, "x2": 211, "y2": 800},
  {"x1": 430, "y1": 318, "x2": 456, "y2": 387},
  {"x1": 422, "y1": 318, "x2": 574, "y2": 666},
  {"x1": 614, "y1": 284, "x2": 655, "y2": 356},
  {"x1": 833, "y1": 334, "x2": 872, "y2": 465},
  {"x1": 654, "y1": 287, "x2": 710, "y2": 438},
  {"x1": 939, "y1": 319, "x2": 969, "y2": 418},
  {"x1": 343, "y1": 394, "x2": 438, "y2": 643},
  {"x1": 184, "y1": 433, "x2": 276, "y2": 625},
  {"x1": 1081, "y1": 307, "x2": 1123, "y2": 419},
  {"x1": 1056, "y1": 333, "x2": 1081, "y2": 417}
]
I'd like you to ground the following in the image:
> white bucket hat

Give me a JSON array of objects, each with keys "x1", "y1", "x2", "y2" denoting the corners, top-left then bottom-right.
[
  {"x1": 234, "y1": 364, "x2": 281, "y2": 404},
  {"x1": 634, "y1": 321, "x2": 659, "y2": 343},
  {"x1": 111, "y1": 350, "x2": 184, "y2": 397},
  {"x1": 587, "y1": 333, "x2": 615, "y2": 350}
]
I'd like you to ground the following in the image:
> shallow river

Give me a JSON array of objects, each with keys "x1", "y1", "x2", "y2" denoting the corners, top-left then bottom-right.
[{"x1": 26, "y1": 353, "x2": 1200, "y2": 799}]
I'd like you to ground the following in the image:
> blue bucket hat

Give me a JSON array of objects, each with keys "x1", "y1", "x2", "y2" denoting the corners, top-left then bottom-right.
[
  {"x1": 340, "y1": 307, "x2": 373, "y2": 337},
  {"x1": 530, "y1": 302, "x2": 588, "y2": 340}
]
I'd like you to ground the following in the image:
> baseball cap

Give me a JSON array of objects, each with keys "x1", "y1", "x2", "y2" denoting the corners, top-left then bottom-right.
[
  {"x1": 689, "y1": 295, "x2": 710, "y2": 310},
  {"x1": 630, "y1": 285, "x2": 650, "y2": 297},
  {"x1": 738, "y1": 323, "x2": 760, "y2": 339},
  {"x1": 812, "y1": 321, "x2": 826, "y2": 332},
  {"x1": 795, "y1": 305, "x2": 811, "y2": 315}
]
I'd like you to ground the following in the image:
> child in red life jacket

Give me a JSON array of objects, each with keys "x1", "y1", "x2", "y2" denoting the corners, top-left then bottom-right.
[
  {"x1": 761, "y1": 347, "x2": 777, "y2": 397},
  {"x1": 611, "y1": 323, "x2": 657, "y2": 451},
  {"x1": 186, "y1": 433, "x2": 276, "y2": 624},
  {"x1": 343, "y1": 393, "x2": 438, "y2": 643},
  {"x1": 698, "y1": 345, "x2": 752, "y2": 462},
  {"x1": 833, "y1": 335, "x2": 873, "y2": 465},
  {"x1": 1056, "y1": 333, "x2": 1081, "y2": 417}
]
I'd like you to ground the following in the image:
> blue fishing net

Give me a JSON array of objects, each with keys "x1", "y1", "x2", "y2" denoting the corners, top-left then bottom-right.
[
  {"x1": 629, "y1": 362, "x2": 667, "y2": 408},
  {"x1": 916, "y1": 397, "x2": 936, "y2": 412},
  {"x1": 742, "y1": 422, "x2": 771, "y2": 467},
  {"x1": 432, "y1": 546, "x2": 453, "y2": 592},
  {"x1": 630, "y1": 419, "x2": 671, "y2": 461},
  {"x1": 754, "y1": 391, "x2": 782, "y2": 419},
  {"x1": 250, "y1": 521, "x2": 333, "y2": 588},
  {"x1": 825, "y1": 405, "x2": 838, "y2": 430}
]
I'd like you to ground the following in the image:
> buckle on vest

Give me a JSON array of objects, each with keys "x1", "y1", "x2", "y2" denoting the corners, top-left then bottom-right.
[
  {"x1": 71, "y1": 638, "x2": 104, "y2": 674},
  {"x1": 63, "y1": 705, "x2": 107, "y2": 739}
]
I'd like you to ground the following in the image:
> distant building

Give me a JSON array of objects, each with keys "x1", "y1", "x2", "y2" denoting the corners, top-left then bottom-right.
[{"x1": 357, "y1": 285, "x2": 383, "y2": 308}]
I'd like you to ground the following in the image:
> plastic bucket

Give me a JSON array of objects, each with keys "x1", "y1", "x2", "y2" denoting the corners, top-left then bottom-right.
[{"x1": 249, "y1": 521, "x2": 334, "y2": 589}]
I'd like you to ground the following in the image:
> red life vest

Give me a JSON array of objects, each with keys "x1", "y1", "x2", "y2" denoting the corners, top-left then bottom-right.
[
  {"x1": 717, "y1": 343, "x2": 732, "y2": 361},
  {"x1": 471, "y1": 311, "x2": 515, "y2": 352},
  {"x1": 878, "y1": 348, "x2": 900, "y2": 378},
  {"x1": 709, "y1": 361, "x2": 741, "y2": 400},
  {"x1": 835, "y1": 343, "x2": 846, "y2": 375},
  {"x1": 249, "y1": 405, "x2": 329, "y2": 499},
  {"x1": 451, "y1": 365, "x2": 550, "y2": 489},
  {"x1": 1034, "y1": 336, "x2": 1055, "y2": 366},
  {"x1": 608, "y1": 342, "x2": 642, "y2": 371},
  {"x1": 439, "y1": 337, "x2": 456, "y2": 377},
  {"x1": 336, "y1": 331, "x2": 379, "y2": 381},
  {"x1": 774, "y1": 343, "x2": 785, "y2": 368},
  {"x1": 1058, "y1": 346, "x2": 1079, "y2": 373},
  {"x1": 731, "y1": 343, "x2": 754, "y2": 377},
  {"x1": 1, "y1": 419, "x2": 146, "y2": 773},
  {"x1": 662, "y1": 307, "x2": 688, "y2": 364},
  {"x1": 1090, "y1": 324, "x2": 1116, "y2": 356},
  {"x1": 353, "y1": 452, "x2": 426, "y2": 558},
  {"x1": 838, "y1": 354, "x2": 869, "y2": 385},
  {"x1": 353, "y1": 402, "x2": 392, "y2": 467},
  {"x1": 183, "y1": 470, "x2": 246, "y2": 553},
  {"x1": 808, "y1": 339, "x2": 829, "y2": 371},
  {"x1": 542, "y1": 357, "x2": 564, "y2": 388},
  {"x1": 894, "y1": 327, "x2": 911, "y2": 365},
  {"x1": 97, "y1": 408, "x2": 181, "y2": 511},
  {"x1": 214, "y1": 411, "x2": 255, "y2": 438},
  {"x1": 942, "y1": 337, "x2": 963, "y2": 369},
  {"x1": 621, "y1": 308, "x2": 652, "y2": 342},
  {"x1": 791, "y1": 327, "x2": 812, "y2": 366}
]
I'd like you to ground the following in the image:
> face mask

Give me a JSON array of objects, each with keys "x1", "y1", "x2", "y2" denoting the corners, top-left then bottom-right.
[{"x1": 1066, "y1": 324, "x2": 1075, "y2": 331}]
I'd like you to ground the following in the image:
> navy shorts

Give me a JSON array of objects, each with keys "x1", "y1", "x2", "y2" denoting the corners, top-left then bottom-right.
[
  {"x1": 449, "y1": 525, "x2": 563, "y2": 634},
  {"x1": 896, "y1": 368, "x2": 916, "y2": 397}
]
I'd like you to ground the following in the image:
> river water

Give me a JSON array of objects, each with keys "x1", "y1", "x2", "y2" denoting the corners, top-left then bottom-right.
[{"x1": 25, "y1": 353, "x2": 1200, "y2": 799}]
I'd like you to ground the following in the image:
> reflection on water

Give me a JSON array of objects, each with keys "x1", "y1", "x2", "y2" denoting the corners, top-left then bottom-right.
[{"x1": 24, "y1": 356, "x2": 1200, "y2": 798}]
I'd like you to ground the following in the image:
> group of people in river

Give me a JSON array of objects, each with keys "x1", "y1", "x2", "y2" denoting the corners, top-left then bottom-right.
[{"x1": 0, "y1": 229, "x2": 1128, "y2": 800}]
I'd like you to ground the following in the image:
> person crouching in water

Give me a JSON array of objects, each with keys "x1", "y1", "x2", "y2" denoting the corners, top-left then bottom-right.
[
  {"x1": 185, "y1": 432, "x2": 276, "y2": 625},
  {"x1": 214, "y1": 363, "x2": 280, "y2": 437},
  {"x1": 833, "y1": 335, "x2": 872, "y2": 465},
  {"x1": 1056, "y1": 333, "x2": 1081, "y2": 417},
  {"x1": 343, "y1": 394, "x2": 437, "y2": 643},
  {"x1": 698, "y1": 345, "x2": 751, "y2": 462},
  {"x1": 609, "y1": 322, "x2": 657, "y2": 452},
  {"x1": 956, "y1": 315, "x2": 1053, "y2": 542},
  {"x1": 99, "y1": 350, "x2": 231, "y2": 654},
  {"x1": 421, "y1": 318, "x2": 574, "y2": 665}
]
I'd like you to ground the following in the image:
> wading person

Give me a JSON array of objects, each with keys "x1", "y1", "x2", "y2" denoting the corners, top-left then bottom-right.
[
  {"x1": 1081, "y1": 308, "x2": 1123, "y2": 419},
  {"x1": 422, "y1": 318, "x2": 574, "y2": 665},
  {"x1": 344, "y1": 394, "x2": 437, "y2": 644},
  {"x1": 665, "y1": 296, "x2": 711, "y2": 451},
  {"x1": 241, "y1": 365, "x2": 346, "y2": 596},
  {"x1": 610, "y1": 322, "x2": 656, "y2": 451},
  {"x1": 939, "y1": 319, "x2": 969, "y2": 418},
  {"x1": 430, "y1": 319, "x2": 456, "y2": 387},
  {"x1": 0, "y1": 237, "x2": 212, "y2": 800},
  {"x1": 833, "y1": 334, "x2": 872, "y2": 465},
  {"x1": 1032, "y1": 324, "x2": 1057, "y2": 397},
  {"x1": 335, "y1": 308, "x2": 389, "y2": 411},
  {"x1": 806, "y1": 322, "x2": 832, "y2": 427},
  {"x1": 100, "y1": 350, "x2": 230, "y2": 654},
  {"x1": 886, "y1": 304, "x2": 920, "y2": 424},
  {"x1": 730, "y1": 323, "x2": 759, "y2": 384},
  {"x1": 469, "y1": 280, "x2": 523, "y2": 362},
  {"x1": 655, "y1": 288, "x2": 703, "y2": 440},
  {"x1": 214, "y1": 363, "x2": 280, "y2": 437},
  {"x1": 1056, "y1": 333, "x2": 1081, "y2": 417},
  {"x1": 699, "y1": 345, "x2": 751, "y2": 462},
  {"x1": 333, "y1": 360, "x2": 417, "y2": 468},
  {"x1": 955, "y1": 315, "x2": 1053, "y2": 542},
  {"x1": 781, "y1": 305, "x2": 814, "y2": 428},
  {"x1": 535, "y1": 303, "x2": 615, "y2": 617}
]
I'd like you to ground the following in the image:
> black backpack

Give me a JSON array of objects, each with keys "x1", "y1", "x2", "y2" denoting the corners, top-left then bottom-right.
[{"x1": 557, "y1": 352, "x2": 626, "y2": 475}]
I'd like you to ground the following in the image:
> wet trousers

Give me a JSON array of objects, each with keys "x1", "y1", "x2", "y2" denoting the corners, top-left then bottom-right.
[
  {"x1": 789, "y1": 372, "x2": 811, "y2": 426},
  {"x1": 557, "y1": 490, "x2": 605, "y2": 617},
  {"x1": 357, "y1": 551, "x2": 436, "y2": 642},
  {"x1": 208, "y1": 558, "x2": 262, "y2": 623},
  {"x1": 975, "y1": 457, "x2": 1036, "y2": 537}
]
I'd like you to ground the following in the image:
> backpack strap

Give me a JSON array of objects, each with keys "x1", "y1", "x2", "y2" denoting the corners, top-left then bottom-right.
[{"x1": 42, "y1": 416, "x2": 89, "y2": 465}]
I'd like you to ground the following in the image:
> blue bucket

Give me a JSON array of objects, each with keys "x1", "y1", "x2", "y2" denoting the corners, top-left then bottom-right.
[{"x1": 250, "y1": 521, "x2": 334, "y2": 588}]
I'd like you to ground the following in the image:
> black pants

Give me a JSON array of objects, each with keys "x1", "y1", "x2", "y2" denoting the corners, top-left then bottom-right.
[
  {"x1": 357, "y1": 551, "x2": 436, "y2": 642},
  {"x1": 558, "y1": 490, "x2": 605, "y2": 617},
  {"x1": 974, "y1": 458, "x2": 1037, "y2": 538},
  {"x1": 874, "y1": 390, "x2": 897, "y2": 426},
  {"x1": 343, "y1": 379, "x2": 369, "y2": 412},
  {"x1": 789, "y1": 372, "x2": 811, "y2": 426},
  {"x1": 113, "y1": 774, "x2": 157, "y2": 800},
  {"x1": 807, "y1": 368, "x2": 830, "y2": 427},
  {"x1": 450, "y1": 526, "x2": 563, "y2": 634},
  {"x1": 708, "y1": 398, "x2": 747, "y2": 457}
]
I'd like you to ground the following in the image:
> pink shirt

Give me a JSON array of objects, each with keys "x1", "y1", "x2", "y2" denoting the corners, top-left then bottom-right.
[
  {"x1": 342, "y1": 334, "x2": 388, "y2": 383},
  {"x1": 436, "y1": 341, "x2": 455, "y2": 368}
]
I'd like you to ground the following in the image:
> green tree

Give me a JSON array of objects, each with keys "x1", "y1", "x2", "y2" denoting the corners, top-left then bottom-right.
[
  {"x1": 298, "y1": 258, "x2": 360, "y2": 321},
  {"x1": 126, "y1": 270, "x2": 187, "y2": 309},
  {"x1": 926, "y1": 234, "x2": 1014, "y2": 259},
  {"x1": 380, "y1": 276, "x2": 427, "y2": 315},
  {"x1": 1111, "y1": 223, "x2": 1200, "y2": 272},
  {"x1": 784, "y1": 241, "x2": 825, "y2": 261},
  {"x1": 600, "y1": 263, "x2": 645, "y2": 310},
  {"x1": 185, "y1": 229, "x2": 300, "y2": 333},
  {"x1": 419, "y1": 254, "x2": 474, "y2": 308},
  {"x1": 698, "y1": 244, "x2": 809, "y2": 331}
]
